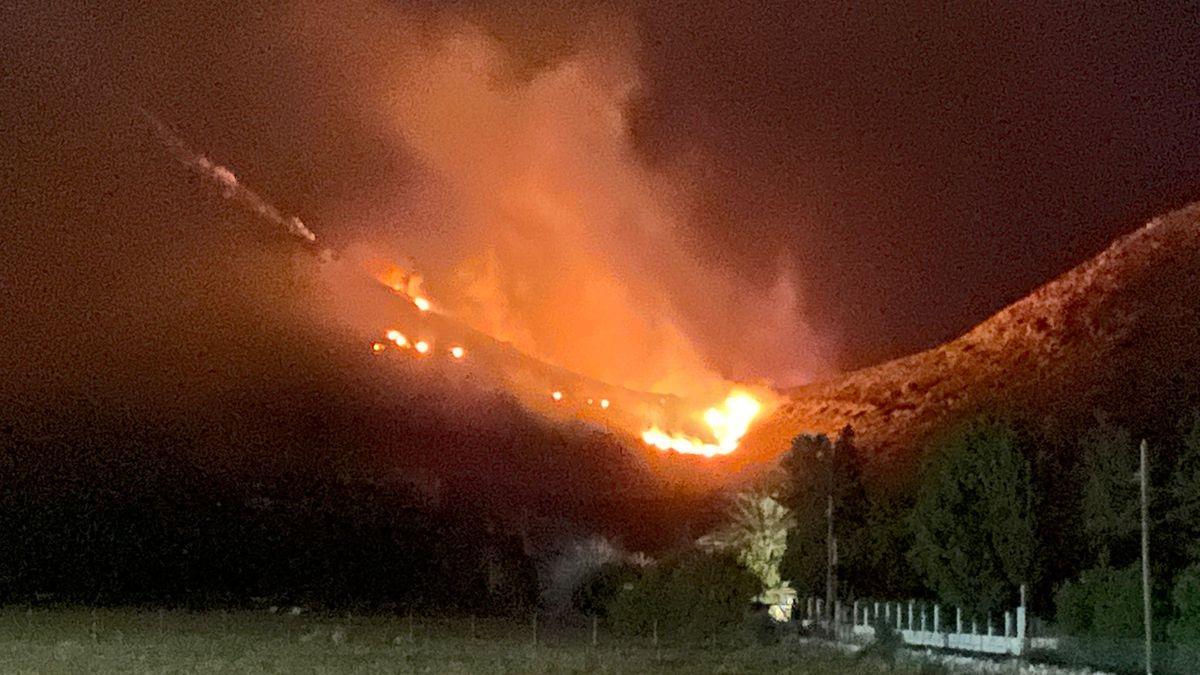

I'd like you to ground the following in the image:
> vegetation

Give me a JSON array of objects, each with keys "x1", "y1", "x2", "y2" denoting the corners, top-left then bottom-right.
[
  {"x1": 1168, "y1": 564, "x2": 1200, "y2": 643},
  {"x1": 606, "y1": 551, "x2": 760, "y2": 642},
  {"x1": 1054, "y1": 563, "x2": 1143, "y2": 638},
  {"x1": 779, "y1": 427, "x2": 882, "y2": 599},
  {"x1": 0, "y1": 607, "x2": 945, "y2": 674},
  {"x1": 698, "y1": 491, "x2": 794, "y2": 590},
  {"x1": 906, "y1": 417, "x2": 1036, "y2": 614}
]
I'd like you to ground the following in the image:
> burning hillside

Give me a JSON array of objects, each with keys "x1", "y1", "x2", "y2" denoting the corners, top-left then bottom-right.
[{"x1": 140, "y1": 104, "x2": 781, "y2": 463}]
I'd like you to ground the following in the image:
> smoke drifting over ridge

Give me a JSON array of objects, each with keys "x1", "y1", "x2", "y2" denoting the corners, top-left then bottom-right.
[{"x1": 286, "y1": 1, "x2": 833, "y2": 394}]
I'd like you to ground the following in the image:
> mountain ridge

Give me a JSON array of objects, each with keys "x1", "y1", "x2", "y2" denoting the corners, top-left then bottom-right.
[{"x1": 734, "y1": 200, "x2": 1200, "y2": 474}]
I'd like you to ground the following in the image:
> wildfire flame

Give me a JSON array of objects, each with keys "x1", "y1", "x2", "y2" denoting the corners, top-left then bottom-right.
[
  {"x1": 366, "y1": 259, "x2": 770, "y2": 458},
  {"x1": 641, "y1": 390, "x2": 763, "y2": 457}
]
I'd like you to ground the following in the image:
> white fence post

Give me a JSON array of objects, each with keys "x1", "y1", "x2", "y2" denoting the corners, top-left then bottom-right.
[
  {"x1": 1005, "y1": 611, "x2": 1012, "y2": 638},
  {"x1": 956, "y1": 607, "x2": 962, "y2": 634},
  {"x1": 933, "y1": 604, "x2": 940, "y2": 633},
  {"x1": 920, "y1": 604, "x2": 927, "y2": 632},
  {"x1": 907, "y1": 600, "x2": 914, "y2": 631}
]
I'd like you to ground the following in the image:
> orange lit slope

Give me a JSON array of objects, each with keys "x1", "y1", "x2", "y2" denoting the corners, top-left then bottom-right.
[{"x1": 737, "y1": 202, "x2": 1200, "y2": 477}]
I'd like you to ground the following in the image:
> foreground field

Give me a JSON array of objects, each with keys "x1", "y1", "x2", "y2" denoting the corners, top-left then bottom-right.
[{"x1": 0, "y1": 608, "x2": 939, "y2": 674}]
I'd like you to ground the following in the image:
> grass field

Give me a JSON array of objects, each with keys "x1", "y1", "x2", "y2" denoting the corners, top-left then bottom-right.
[{"x1": 0, "y1": 607, "x2": 942, "y2": 673}]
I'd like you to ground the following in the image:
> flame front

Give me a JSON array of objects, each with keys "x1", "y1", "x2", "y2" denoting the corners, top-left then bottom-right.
[{"x1": 642, "y1": 391, "x2": 763, "y2": 457}]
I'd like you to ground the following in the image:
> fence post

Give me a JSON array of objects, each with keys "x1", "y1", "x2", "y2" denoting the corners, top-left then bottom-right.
[
  {"x1": 956, "y1": 607, "x2": 963, "y2": 634},
  {"x1": 1005, "y1": 611, "x2": 1012, "y2": 638},
  {"x1": 853, "y1": 600, "x2": 860, "y2": 628},
  {"x1": 933, "y1": 604, "x2": 940, "y2": 634},
  {"x1": 1017, "y1": 583, "x2": 1028, "y2": 656},
  {"x1": 920, "y1": 604, "x2": 927, "y2": 632},
  {"x1": 907, "y1": 600, "x2": 914, "y2": 631},
  {"x1": 986, "y1": 614, "x2": 993, "y2": 637},
  {"x1": 895, "y1": 602, "x2": 902, "y2": 630}
]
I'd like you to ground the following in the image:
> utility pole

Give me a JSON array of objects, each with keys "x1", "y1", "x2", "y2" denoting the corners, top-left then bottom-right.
[
  {"x1": 1140, "y1": 439, "x2": 1152, "y2": 675},
  {"x1": 825, "y1": 438, "x2": 837, "y2": 625},
  {"x1": 826, "y1": 493, "x2": 836, "y2": 623}
]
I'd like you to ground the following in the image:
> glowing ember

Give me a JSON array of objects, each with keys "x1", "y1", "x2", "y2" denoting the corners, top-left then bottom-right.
[
  {"x1": 414, "y1": 340, "x2": 430, "y2": 354},
  {"x1": 551, "y1": 390, "x2": 563, "y2": 402},
  {"x1": 600, "y1": 399, "x2": 610, "y2": 409},
  {"x1": 587, "y1": 398, "x2": 594, "y2": 405},
  {"x1": 641, "y1": 391, "x2": 762, "y2": 457},
  {"x1": 413, "y1": 297, "x2": 431, "y2": 312},
  {"x1": 385, "y1": 330, "x2": 409, "y2": 348},
  {"x1": 449, "y1": 346, "x2": 465, "y2": 359},
  {"x1": 370, "y1": 341, "x2": 387, "y2": 354}
]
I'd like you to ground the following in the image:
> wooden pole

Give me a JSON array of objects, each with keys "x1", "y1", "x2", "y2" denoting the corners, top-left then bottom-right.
[
  {"x1": 1140, "y1": 439, "x2": 1153, "y2": 675},
  {"x1": 826, "y1": 492, "x2": 836, "y2": 624}
]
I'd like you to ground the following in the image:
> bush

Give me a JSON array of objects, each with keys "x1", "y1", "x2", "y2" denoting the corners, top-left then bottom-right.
[
  {"x1": 1055, "y1": 563, "x2": 1142, "y2": 638},
  {"x1": 571, "y1": 561, "x2": 638, "y2": 618},
  {"x1": 606, "y1": 550, "x2": 760, "y2": 642},
  {"x1": 1169, "y1": 564, "x2": 1200, "y2": 643},
  {"x1": 743, "y1": 602, "x2": 781, "y2": 645}
]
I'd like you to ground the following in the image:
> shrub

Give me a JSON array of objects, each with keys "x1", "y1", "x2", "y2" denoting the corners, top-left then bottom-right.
[
  {"x1": 571, "y1": 561, "x2": 638, "y2": 618},
  {"x1": 606, "y1": 550, "x2": 759, "y2": 642},
  {"x1": 1169, "y1": 564, "x2": 1200, "y2": 643},
  {"x1": 1055, "y1": 563, "x2": 1142, "y2": 638}
]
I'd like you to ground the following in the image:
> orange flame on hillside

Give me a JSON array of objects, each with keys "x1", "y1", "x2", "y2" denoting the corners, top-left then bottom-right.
[{"x1": 642, "y1": 390, "x2": 764, "y2": 457}]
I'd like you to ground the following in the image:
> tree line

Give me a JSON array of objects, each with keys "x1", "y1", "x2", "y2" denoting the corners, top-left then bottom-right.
[{"x1": 778, "y1": 412, "x2": 1200, "y2": 645}]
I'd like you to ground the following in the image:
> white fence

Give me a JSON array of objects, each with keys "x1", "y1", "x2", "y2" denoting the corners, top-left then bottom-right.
[{"x1": 792, "y1": 597, "x2": 1055, "y2": 656}]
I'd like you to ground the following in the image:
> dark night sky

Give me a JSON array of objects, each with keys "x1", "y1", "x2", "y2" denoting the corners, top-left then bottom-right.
[{"x1": 3, "y1": 0, "x2": 1199, "y2": 385}]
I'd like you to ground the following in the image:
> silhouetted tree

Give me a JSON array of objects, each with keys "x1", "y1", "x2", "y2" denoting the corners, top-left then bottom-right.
[
  {"x1": 907, "y1": 416, "x2": 1036, "y2": 613},
  {"x1": 779, "y1": 426, "x2": 872, "y2": 597},
  {"x1": 1077, "y1": 414, "x2": 1139, "y2": 566}
]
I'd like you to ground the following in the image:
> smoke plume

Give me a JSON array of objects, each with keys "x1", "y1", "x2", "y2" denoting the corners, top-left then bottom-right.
[{"x1": 287, "y1": 0, "x2": 833, "y2": 396}]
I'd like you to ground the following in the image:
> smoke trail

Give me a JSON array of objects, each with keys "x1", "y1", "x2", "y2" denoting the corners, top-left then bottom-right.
[{"x1": 139, "y1": 108, "x2": 317, "y2": 244}]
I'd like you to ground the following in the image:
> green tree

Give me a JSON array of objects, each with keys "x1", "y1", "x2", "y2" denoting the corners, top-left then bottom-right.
[
  {"x1": 907, "y1": 416, "x2": 1036, "y2": 613},
  {"x1": 1167, "y1": 412, "x2": 1200, "y2": 561},
  {"x1": 1077, "y1": 415, "x2": 1139, "y2": 566},
  {"x1": 1168, "y1": 564, "x2": 1200, "y2": 643},
  {"x1": 779, "y1": 426, "x2": 871, "y2": 597},
  {"x1": 699, "y1": 491, "x2": 795, "y2": 590}
]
